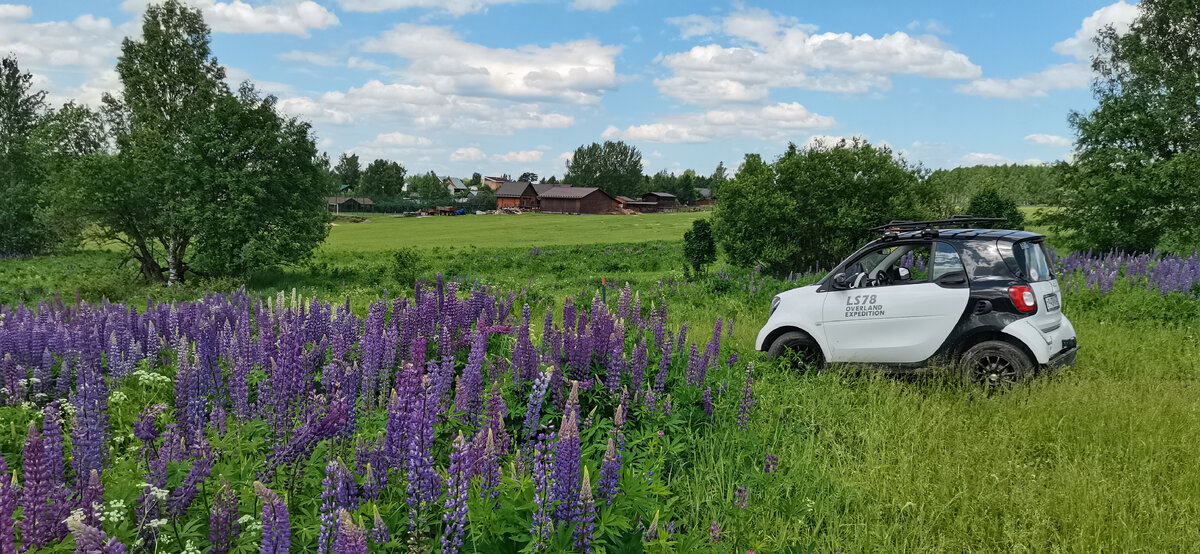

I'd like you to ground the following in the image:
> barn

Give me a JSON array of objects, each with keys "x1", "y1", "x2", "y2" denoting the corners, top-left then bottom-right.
[
  {"x1": 326, "y1": 196, "x2": 375, "y2": 213},
  {"x1": 538, "y1": 186, "x2": 619, "y2": 214},
  {"x1": 642, "y1": 192, "x2": 678, "y2": 211},
  {"x1": 495, "y1": 181, "x2": 538, "y2": 209}
]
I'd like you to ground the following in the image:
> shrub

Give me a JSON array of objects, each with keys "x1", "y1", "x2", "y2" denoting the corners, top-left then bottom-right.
[
  {"x1": 683, "y1": 218, "x2": 716, "y2": 274},
  {"x1": 966, "y1": 188, "x2": 1025, "y2": 230},
  {"x1": 390, "y1": 247, "x2": 425, "y2": 286}
]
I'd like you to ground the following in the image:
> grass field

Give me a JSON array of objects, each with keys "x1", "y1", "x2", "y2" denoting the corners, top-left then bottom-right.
[
  {"x1": 1, "y1": 212, "x2": 1197, "y2": 552},
  {"x1": 325, "y1": 211, "x2": 708, "y2": 251}
]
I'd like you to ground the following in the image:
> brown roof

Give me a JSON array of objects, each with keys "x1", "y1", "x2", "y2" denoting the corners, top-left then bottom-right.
[
  {"x1": 495, "y1": 181, "x2": 534, "y2": 198},
  {"x1": 326, "y1": 196, "x2": 375, "y2": 205},
  {"x1": 539, "y1": 186, "x2": 608, "y2": 199},
  {"x1": 532, "y1": 183, "x2": 557, "y2": 195},
  {"x1": 616, "y1": 195, "x2": 635, "y2": 203},
  {"x1": 646, "y1": 191, "x2": 676, "y2": 198}
]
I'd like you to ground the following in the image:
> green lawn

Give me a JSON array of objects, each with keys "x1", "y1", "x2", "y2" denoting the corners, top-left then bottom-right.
[{"x1": 325, "y1": 211, "x2": 708, "y2": 251}]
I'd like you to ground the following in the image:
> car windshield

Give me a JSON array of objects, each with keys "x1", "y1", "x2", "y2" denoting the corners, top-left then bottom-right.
[{"x1": 1014, "y1": 240, "x2": 1054, "y2": 282}]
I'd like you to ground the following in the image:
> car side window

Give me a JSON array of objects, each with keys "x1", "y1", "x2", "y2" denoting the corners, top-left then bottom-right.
[
  {"x1": 841, "y1": 243, "x2": 931, "y2": 288},
  {"x1": 931, "y1": 242, "x2": 966, "y2": 280}
]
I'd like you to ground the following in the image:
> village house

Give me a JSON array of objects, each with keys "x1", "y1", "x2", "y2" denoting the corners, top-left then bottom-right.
[{"x1": 325, "y1": 197, "x2": 375, "y2": 213}]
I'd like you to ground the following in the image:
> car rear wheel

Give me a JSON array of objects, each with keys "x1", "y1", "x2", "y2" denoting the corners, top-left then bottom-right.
[
  {"x1": 959, "y1": 340, "x2": 1032, "y2": 388},
  {"x1": 767, "y1": 331, "x2": 824, "y2": 372}
]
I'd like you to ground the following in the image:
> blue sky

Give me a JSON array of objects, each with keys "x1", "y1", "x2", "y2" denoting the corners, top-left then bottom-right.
[{"x1": 3, "y1": 0, "x2": 1140, "y2": 179}]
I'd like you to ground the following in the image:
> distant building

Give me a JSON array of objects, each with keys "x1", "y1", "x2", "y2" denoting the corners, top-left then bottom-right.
[
  {"x1": 539, "y1": 186, "x2": 618, "y2": 214},
  {"x1": 326, "y1": 197, "x2": 375, "y2": 213},
  {"x1": 695, "y1": 188, "x2": 715, "y2": 206},
  {"x1": 625, "y1": 192, "x2": 678, "y2": 213},
  {"x1": 495, "y1": 181, "x2": 538, "y2": 209},
  {"x1": 483, "y1": 176, "x2": 509, "y2": 191},
  {"x1": 444, "y1": 177, "x2": 468, "y2": 195}
]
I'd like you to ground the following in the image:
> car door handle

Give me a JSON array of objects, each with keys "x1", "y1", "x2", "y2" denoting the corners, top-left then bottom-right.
[{"x1": 935, "y1": 271, "x2": 968, "y2": 287}]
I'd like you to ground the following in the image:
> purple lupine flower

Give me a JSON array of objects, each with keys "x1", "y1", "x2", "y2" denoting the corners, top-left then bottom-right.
[
  {"x1": 482, "y1": 382, "x2": 510, "y2": 455},
  {"x1": 67, "y1": 519, "x2": 127, "y2": 554},
  {"x1": 0, "y1": 456, "x2": 17, "y2": 554},
  {"x1": 454, "y1": 332, "x2": 488, "y2": 427},
  {"x1": 630, "y1": 339, "x2": 647, "y2": 394},
  {"x1": 441, "y1": 432, "x2": 470, "y2": 554},
  {"x1": 255, "y1": 481, "x2": 291, "y2": 554},
  {"x1": 702, "y1": 386, "x2": 713, "y2": 419},
  {"x1": 134, "y1": 403, "x2": 168, "y2": 453},
  {"x1": 764, "y1": 454, "x2": 778, "y2": 475},
  {"x1": 260, "y1": 393, "x2": 351, "y2": 480},
  {"x1": 727, "y1": 352, "x2": 738, "y2": 367},
  {"x1": 20, "y1": 420, "x2": 64, "y2": 549},
  {"x1": 368, "y1": 504, "x2": 390, "y2": 546},
  {"x1": 80, "y1": 469, "x2": 104, "y2": 528},
  {"x1": 523, "y1": 367, "x2": 552, "y2": 438},
  {"x1": 736, "y1": 364, "x2": 755, "y2": 430},
  {"x1": 167, "y1": 436, "x2": 215, "y2": 517},
  {"x1": 710, "y1": 520, "x2": 721, "y2": 543},
  {"x1": 361, "y1": 464, "x2": 381, "y2": 503},
  {"x1": 405, "y1": 375, "x2": 442, "y2": 532},
  {"x1": 552, "y1": 411, "x2": 581, "y2": 524},
  {"x1": 318, "y1": 460, "x2": 359, "y2": 554},
  {"x1": 734, "y1": 485, "x2": 749, "y2": 510},
  {"x1": 597, "y1": 437, "x2": 621, "y2": 507},
  {"x1": 685, "y1": 343, "x2": 701, "y2": 386},
  {"x1": 333, "y1": 510, "x2": 369, "y2": 554},
  {"x1": 71, "y1": 355, "x2": 108, "y2": 482},
  {"x1": 530, "y1": 432, "x2": 554, "y2": 551},
  {"x1": 208, "y1": 478, "x2": 240, "y2": 554},
  {"x1": 476, "y1": 428, "x2": 501, "y2": 501},
  {"x1": 573, "y1": 467, "x2": 596, "y2": 553},
  {"x1": 40, "y1": 402, "x2": 71, "y2": 535}
]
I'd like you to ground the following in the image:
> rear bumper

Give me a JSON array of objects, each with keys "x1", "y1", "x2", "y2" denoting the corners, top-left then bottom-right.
[{"x1": 1047, "y1": 345, "x2": 1079, "y2": 367}]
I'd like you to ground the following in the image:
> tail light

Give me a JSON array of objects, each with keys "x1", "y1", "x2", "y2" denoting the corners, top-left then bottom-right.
[{"x1": 1009, "y1": 285, "x2": 1038, "y2": 313}]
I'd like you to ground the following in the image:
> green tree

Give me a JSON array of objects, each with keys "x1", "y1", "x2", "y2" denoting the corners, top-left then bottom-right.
[
  {"x1": 543, "y1": 175, "x2": 558, "y2": 184},
  {"x1": 518, "y1": 171, "x2": 538, "y2": 183},
  {"x1": 334, "y1": 152, "x2": 361, "y2": 190},
  {"x1": 361, "y1": 158, "x2": 407, "y2": 197},
  {"x1": 683, "y1": 218, "x2": 716, "y2": 274},
  {"x1": 709, "y1": 161, "x2": 728, "y2": 197},
  {"x1": 713, "y1": 139, "x2": 928, "y2": 274},
  {"x1": 0, "y1": 55, "x2": 52, "y2": 255},
  {"x1": 1046, "y1": 0, "x2": 1200, "y2": 252},
  {"x1": 966, "y1": 188, "x2": 1025, "y2": 230},
  {"x1": 315, "y1": 152, "x2": 339, "y2": 193},
  {"x1": 564, "y1": 140, "x2": 644, "y2": 198},
  {"x1": 409, "y1": 171, "x2": 447, "y2": 200},
  {"x1": 69, "y1": 0, "x2": 328, "y2": 284},
  {"x1": 468, "y1": 172, "x2": 482, "y2": 189}
]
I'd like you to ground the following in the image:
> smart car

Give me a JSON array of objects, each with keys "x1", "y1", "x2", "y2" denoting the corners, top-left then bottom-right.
[{"x1": 756, "y1": 217, "x2": 1078, "y2": 385}]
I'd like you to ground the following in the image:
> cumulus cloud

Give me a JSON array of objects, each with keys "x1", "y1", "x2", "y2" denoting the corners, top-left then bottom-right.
[
  {"x1": 338, "y1": 0, "x2": 524, "y2": 16},
  {"x1": 957, "y1": 1, "x2": 1139, "y2": 99},
  {"x1": 121, "y1": 0, "x2": 337, "y2": 37},
  {"x1": 364, "y1": 24, "x2": 622, "y2": 104},
  {"x1": 0, "y1": 9, "x2": 122, "y2": 71},
  {"x1": 957, "y1": 152, "x2": 1013, "y2": 167},
  {"x1": 451, "y1": 147, "x2": 487, "y2": 161},
  {"x1": 657, "y1": 7, "x2": 978, "y2": 105},
  {"x1": 601, "y1": 102, "x2": 836, "y2": 143},
  {"x1": 494, "y1": 150, "x2": 544, "y2": 163},
  {"x1": 1025, "y1": 133, "x2": 1072, "y2": 147},
  {"x1": 570, "y1": 0, "x2": 619, "y2": 11},
  {"x1": 280, "y1": 50, "x2": 390, "y2": 72},
  {"x1": 365, "y1": 132, "x2": 433, "y2": 148}
]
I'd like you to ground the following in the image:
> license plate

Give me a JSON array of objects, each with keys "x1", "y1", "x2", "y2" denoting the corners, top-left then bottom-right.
[{"x1": 1044, "y1": 293, "x2": 1060, "y2": 312}]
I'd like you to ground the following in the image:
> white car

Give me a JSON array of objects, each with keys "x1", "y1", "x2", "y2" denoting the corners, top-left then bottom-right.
[{"x1": 756, "y1": 218, "x2": 1078, "y2": 385}]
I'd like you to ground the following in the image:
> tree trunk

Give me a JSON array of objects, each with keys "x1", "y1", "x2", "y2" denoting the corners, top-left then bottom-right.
[
  {"x1": 132, "y1": 241, "x2": 164, "y2": 283},
  {"x1": 166, "y1": 236, "x2": 186, "y2": 287}
]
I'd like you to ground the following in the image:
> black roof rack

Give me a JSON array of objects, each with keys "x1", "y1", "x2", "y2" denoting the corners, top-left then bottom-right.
[{"x1": 871, "y1": 215, "x2": 1005, "y2": 240}]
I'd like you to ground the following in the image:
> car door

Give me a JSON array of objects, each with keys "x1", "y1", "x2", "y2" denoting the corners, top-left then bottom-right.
[{"x1": 820, "y1": 242, "x2": 971, "y2": 364}]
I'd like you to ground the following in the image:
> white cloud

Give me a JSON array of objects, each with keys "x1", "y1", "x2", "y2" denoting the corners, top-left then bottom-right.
[
  {"x1": 1052, "y1": 1, "x2": 1139, "y2": 60},
  {"x1": 957, "y1": 153, "x2": 1013, "y2": 167},
  {"x1": 121, "y1": 0, "x2": 338, "y2": 37},
  {"x1": 957, "y1": 1, "x2": 1139, "y2": 100},
  {"x1": 601, "y1": 102, "x2": 836, "y2": 143},
  {"x1": 363, "y1": 23, "x2": 622, "y2": 104},
  {"x1": 277, "y1": 96, "x2": 355, "y2": 124},
  {"x1": 451, "y1": 147, "x2": 487, "y2": 161},
  {"x1": 570, "y1": 0, "x2": 619, "y2": 11},
  {"x1": 655, "y1": 7, "x2": 979, "y2": 105},
  {"x1": 558, "y1": 151, "x2": 574, "y2": 164},
  {"x1": 366, "y1": 132, "x2": 433, "y2": 148},
  {"x1": 226, "y1": 66, "x2": 295, "y2": 97},
  {"x1": 279, "y1": 50, "x2": 338, "y2": 66},
  {"x1": 494, "y1": 150, "x2": 544, "y2": 163},
  {"x1": 906, "y1": 19, "x2": 948, "y2": 35},
  {"x1": 0, "y1": 4, "x2": 32, "y2": 20},
  {"x1": 955, "y1": 63, "x2": 1091, "y2": 99},
  {"x1": 338, "y1": 0, "x2": 524, "y2": 16},
  {"x1": 0, "y1": 10, "x2": 122, "y2": 71},
  {"x1": 1025, "y1": 133, "x2": 1072, "y2": 147},
  {"x1": 800, "y1": 134, "x2": 869, "y2": 151}
]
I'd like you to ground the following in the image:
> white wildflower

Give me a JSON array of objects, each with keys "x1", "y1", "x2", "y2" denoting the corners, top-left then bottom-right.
[
  {"x1": 183, "y1": 540, "x2": 201, "y2": 554},
  {"x1": 109, "y1": 390, "x2": 128, "y2": 403},
  {"x1": 149, "y1": 518, "x2": 168, "y2": 529},
  {"x1": 64, "y1": 508, "x2": 86, "y2": 527}
]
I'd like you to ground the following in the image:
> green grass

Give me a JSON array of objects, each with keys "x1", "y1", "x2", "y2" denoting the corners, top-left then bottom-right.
[
  {"x1": 2, "y1": 213, "x2": 1198, "y2": 552},
  {"x1": 324, "y1": 211, "x2": 708, "y2": 251}
]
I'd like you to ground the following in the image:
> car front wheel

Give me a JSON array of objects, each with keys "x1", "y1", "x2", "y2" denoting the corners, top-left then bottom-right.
[
  {"x1": 959, "y1": 340, "x2": 1033, "y2": 388},
  {"x1": 767, "y1": 331, "x2": 824, "y2": 372}
]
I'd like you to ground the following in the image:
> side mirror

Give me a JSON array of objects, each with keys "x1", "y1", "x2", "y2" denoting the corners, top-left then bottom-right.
[
  {"x1": 832, "y1": 272, "x2": 852, "y2": 290},
  {"x1": 897, "y1": 267, "x2": 911, "y2": 281}
]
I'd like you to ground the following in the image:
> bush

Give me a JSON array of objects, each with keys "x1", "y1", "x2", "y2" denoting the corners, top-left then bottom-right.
[
  {"x1": 966, "y1": 188, "x2": 1025, "y2": 230},
  {"x1": 683, "y1": 218, "x2": 716, "y2": 274},
  {"x1": 712, "y1": 140, "x2": 930, "y2": 275},
  {"x1": 390, "y1": 247, "x2": 425, "y2": 286}
]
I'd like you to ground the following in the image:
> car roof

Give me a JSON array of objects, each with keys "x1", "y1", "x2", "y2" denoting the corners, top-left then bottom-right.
[{"x1": 886, "y1": 228, "x2": 1044, "y2": 242}]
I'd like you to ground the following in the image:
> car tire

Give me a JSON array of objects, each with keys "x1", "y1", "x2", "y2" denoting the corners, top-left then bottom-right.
[
  {"x1": 767, "y1": 331, "x2": 824, "y2": 372},
  {"x1": 959, "y1": 340, "x2": 1033, "y2": 388}
]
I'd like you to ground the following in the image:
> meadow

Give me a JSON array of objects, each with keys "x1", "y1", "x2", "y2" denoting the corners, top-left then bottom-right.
[{"x1": 1, "y1": 212, "x2": 1198, "y2": 553}]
